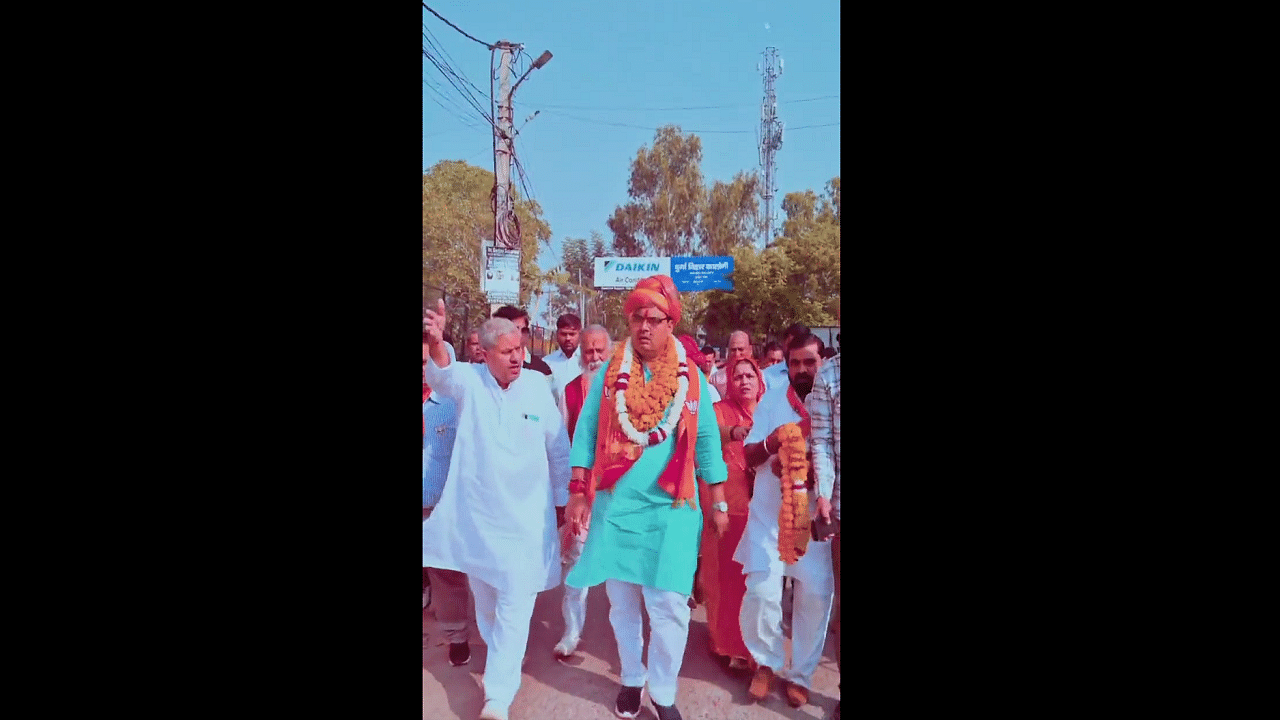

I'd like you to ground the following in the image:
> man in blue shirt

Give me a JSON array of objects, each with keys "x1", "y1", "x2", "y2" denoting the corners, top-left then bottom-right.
[{"x1": 423, "y1": 338, "x2": 471, "y2": 667}]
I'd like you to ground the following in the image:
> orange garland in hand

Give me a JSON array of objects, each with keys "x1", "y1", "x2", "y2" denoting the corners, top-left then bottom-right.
[{"x1": 775, "y1": 423, "x2": 810, "y2": 564}]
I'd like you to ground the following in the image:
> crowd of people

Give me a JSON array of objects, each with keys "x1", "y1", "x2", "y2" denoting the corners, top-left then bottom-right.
[{"x1": 423, "y1": 274, "x2": 842, "y2": 720}]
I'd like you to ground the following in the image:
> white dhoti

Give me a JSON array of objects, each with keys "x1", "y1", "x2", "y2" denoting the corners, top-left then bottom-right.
[
  {"x1": 560, "y1": 524, "x2": 589, "y2": 649},
  {"x1": 469, "y1": 575, "x2": 538, "y2": 709},
  {"x1": 735, "y1": 403, "x2": 837, "y2": 689},
  {"x1": 605, "y1": 579, "x2": 691, "y2": 707},
  {"x1": 739, "y1": 539, "x2": 834, "y2": 688}
]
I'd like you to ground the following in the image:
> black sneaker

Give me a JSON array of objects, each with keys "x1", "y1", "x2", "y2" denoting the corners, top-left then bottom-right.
[
  {"x1": 652, "y1": 701, "x2": 683, "y2": 720},
  {"x1": 448, "y1": 642, "x2": 470, "y2": 666},
  {"x1": 613, "y1": 686, "x2": 642, "y2": 719}
]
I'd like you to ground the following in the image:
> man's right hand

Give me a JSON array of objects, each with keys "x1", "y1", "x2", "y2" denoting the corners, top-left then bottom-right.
[
  {"x1": 566, "y1": 493, "x2": 591, "y2": 535},
  {"x1": 423, "y1": 298, "x2": 446, "y2": 346}
]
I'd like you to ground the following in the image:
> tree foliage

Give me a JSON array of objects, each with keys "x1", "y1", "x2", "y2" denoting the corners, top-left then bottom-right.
[
  {"x1": 423, "y1": 160, "x2": 552, "y2": 341},
  {"x1": 704, "y1": 176, "x2": 841, "y2": 342},
  {"x1": 605, "y1": 126, "x2": 763, "y2": 339},
  {"x1": 607, "y1": 126, "x2": 706, "y2": 258}
]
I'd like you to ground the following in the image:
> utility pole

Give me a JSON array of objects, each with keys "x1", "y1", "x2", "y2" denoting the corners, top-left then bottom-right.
[
  {"x1": 758, "y1": 47, "x2": 784, "y2": 249},
  {"x1": 493, "y1": 41, "x2": 517, "y2": 253},
  {"x1": 488, "y1": 41, "x2": 553, "y2": 317}
]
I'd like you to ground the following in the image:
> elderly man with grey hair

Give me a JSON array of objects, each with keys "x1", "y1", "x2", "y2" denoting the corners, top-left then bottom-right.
[
  {"x1": 423, "y1": 299, "x2": 570, "y2": 720},
  {"x1": 552, "y1": 324, "x2": 613, "y2": 659},
  {"x1": 709, "y1": 330, "x2": 763, "y2": 399}
]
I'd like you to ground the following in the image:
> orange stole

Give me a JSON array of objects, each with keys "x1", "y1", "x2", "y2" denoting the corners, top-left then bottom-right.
[{"x1": 564, "y1": 372, "x2": 590, "y2": 442}]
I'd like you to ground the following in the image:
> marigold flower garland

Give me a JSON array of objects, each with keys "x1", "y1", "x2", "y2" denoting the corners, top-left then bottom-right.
[
  {"x1": 605, "y1": 336, "x2": 689, "y2": 445},
  {"x1": 776, "y1": 423, "x2": 811, "y2": 564}
]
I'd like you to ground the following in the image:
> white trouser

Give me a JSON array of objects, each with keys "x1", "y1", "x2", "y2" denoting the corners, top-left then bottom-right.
[
  {"x1": 605, "y1": 579, "x2": 691, "y2": 707},
  {"x1": 561, "y1": 530, "x2": 588, "y2": 643},
  {"x1": 468, "y1": 575, "x2": 538, "y2": 709},
  {"x1": 740, "y1": 541, "x2": 835, "y2": 689}
]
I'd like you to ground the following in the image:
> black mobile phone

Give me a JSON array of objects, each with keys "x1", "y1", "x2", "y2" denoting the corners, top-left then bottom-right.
[{"x1": 811, "y1": 515, "x2": 839, "y2": 542}]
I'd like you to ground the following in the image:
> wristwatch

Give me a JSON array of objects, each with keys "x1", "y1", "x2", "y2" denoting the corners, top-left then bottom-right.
[{"x1": 712, "y1": 501, "x2": 728, "y2": 513}]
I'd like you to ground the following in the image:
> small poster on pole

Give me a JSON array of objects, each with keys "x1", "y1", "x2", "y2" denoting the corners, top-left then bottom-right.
[{"x1": 482, "y1": 241, "x2": 520, "y2": 304}]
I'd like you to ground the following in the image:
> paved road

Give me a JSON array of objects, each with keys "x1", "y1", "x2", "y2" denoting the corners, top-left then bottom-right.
[{"x1": 423, "y1": 582, "x2": 839, "y2": 720}]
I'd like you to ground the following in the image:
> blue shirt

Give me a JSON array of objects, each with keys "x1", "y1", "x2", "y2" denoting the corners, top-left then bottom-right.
[{"x1": 423, "y1": 392, "x2": 460, "y2": 508}]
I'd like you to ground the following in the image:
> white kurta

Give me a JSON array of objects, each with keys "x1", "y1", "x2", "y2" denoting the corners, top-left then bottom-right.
[
  {"x1": 545, "y1": 349, "x2": 581, "y2": 405},
  {"x1": 734, "y1": 382, "x2": 832, "y2": 590},
  {"x1": 422, "y1": 357, "x2": 571, "y2": 595}
]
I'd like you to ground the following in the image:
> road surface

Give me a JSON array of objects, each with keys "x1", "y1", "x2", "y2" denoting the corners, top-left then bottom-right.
[{"x1": 423, "y1": 581, "x2": 839, "y2": 720}]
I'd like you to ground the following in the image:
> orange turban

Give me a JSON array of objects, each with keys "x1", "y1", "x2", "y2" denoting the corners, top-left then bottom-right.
[{"x1": 624, "y1": 275, "x2": 682, "y2": 326}]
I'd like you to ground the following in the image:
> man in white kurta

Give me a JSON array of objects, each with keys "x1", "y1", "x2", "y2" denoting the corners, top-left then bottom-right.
[
  {"x1": 423, "y1": 304, "x2": 570, "y2": 720},
  {"x1": 735, "y1": 334, "x2": 834, "y2": 709}
]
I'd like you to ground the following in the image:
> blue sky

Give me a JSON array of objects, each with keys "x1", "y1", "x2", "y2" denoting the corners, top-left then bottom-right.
[{"x1": 423, "y1": 0, "x2": 840, "y2": 320}]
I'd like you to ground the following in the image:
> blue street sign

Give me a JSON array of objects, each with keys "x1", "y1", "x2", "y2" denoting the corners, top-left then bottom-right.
[{"x1": 671, "y1": 256, "x2": 734, "y2": 292}]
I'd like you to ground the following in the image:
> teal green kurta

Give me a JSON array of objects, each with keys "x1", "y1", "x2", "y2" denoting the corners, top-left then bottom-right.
[{"x1": 565, "y1": 363, "x2": 728, "y2": 595}]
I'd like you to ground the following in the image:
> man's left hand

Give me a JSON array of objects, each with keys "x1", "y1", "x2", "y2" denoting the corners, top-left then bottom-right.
[
  {"x1": 712, "y1": 510, "x2": 729, "y2": 539},
  {"x1": 816, "y1": 496, "x2": 832, "y2": 523}
]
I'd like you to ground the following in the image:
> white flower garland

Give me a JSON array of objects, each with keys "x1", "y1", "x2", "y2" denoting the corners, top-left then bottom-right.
[{"x1": 614, "y1": 337, "x2": 690, "y2": 447}]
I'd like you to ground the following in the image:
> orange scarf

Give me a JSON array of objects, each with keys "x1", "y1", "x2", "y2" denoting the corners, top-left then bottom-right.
[
  {"x1": 786, "y1": 383, "x2": 812, "y2": 438},
  {"x1": 588, "y1": 351, "x2": 702, "y2": 509}
]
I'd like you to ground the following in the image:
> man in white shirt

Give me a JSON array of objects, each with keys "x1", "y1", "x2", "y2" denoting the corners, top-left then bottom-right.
[
  {"x1": 552, "y1": 324, "x2": 611, "y2": 660},
  {"x1": 736, "y1": 333, "x2": 834, "y2": 711},
  {"x1": 423, "y1": 300, "x2": 571, "y2": 720},
  {"x1": 763, "y1": 323, "x2": 811, "y2": 389},
  {"x1": 543, "y1": 313, "x2": 583, "y2": 398}
]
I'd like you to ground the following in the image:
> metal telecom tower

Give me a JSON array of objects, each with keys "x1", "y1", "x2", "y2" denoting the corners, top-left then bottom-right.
[{"x1": 758, "y1": 47, "x2": 784, "y2": 248}]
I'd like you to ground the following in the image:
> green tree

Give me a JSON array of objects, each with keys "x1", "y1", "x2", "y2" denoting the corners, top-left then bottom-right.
[
  {"x1": 705, "y1": 176, "x2": 841, "y2": 340},
  {"x1": 423, "y1": 160, "x2": 551, "y2": 340},
  {"x1": 699, "y1": 171, "x2": 762, "y2": 256},
  {"x1": 606, "y1": 125, "x2": 706, "y2": 258},
  {"x1": 606, "y1": 127, "x2": 763, "y2": 339}
]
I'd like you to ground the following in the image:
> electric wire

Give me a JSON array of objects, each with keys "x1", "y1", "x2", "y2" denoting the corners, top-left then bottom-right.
[
  {"x1": 423, "y1": 47, "x2": 496, "y2": 129},
  {"x1": 422, "y1": 25, "x2": 491, "y2": 111},
  {"x1": 514, "y1": 94, "x2": 839, "y2": 112},
  {"x1": 422, "y1": 2, "x2": 493, "y2": 50}
]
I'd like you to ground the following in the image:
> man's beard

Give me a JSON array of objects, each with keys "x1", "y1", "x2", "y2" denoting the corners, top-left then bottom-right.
[
  {"x1": 585, "y1": 359, "x2": 606, "y2": 378},
  {"x1": 791, "y1": 375, "x2": 814, "y2": 399}
]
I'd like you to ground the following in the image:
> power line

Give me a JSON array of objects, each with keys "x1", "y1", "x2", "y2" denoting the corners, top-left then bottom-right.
[
  {"x1": 536, "y1": 109, "x2": 751, "y2": 134},
  {"x1": 422, "y1": 76, "x2": 484, "y2": 129},
  {"x1": 422, "y1": 25, "x2": 490, "y2": 105},
  {"x1": 423, "y1": 47, "x2": 496, "y2": 129},
  {"x1": 531, "y1": 109, "x2": 840, "y2": 134},
  {"x1": 514, "y1": 94, "x2": 839, "y2": 113},
  {"x1": 422, "y1": 2, "x2": 493, "y2": 50}
]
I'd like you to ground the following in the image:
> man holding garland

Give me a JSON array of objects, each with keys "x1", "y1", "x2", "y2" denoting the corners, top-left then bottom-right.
[
  {"x1": 736, "y1": 333, "x2": 835, "y2": 710},
  {"x1": 563, "y1": 275, "x2": 730, "y2": 720}
]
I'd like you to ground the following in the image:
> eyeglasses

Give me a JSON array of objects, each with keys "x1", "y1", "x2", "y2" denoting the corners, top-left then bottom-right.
[{"x1": 629, "y1": 314, "x2": 670, "y2": 328}]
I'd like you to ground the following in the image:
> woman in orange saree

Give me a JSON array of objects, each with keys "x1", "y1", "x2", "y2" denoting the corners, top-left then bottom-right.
[{"x1": 697, "y1": 357, "x2": 765, "y2": 671}]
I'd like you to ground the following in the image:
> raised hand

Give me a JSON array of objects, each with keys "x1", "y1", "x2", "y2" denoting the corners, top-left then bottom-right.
[{"x1": 424, "y1": 298, "x2": 447, "y2": 346}]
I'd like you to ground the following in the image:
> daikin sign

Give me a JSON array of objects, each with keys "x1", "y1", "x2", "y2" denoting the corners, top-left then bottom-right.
[{"x1": 594, "y1": 257, "x2": 671, "y2": 289}]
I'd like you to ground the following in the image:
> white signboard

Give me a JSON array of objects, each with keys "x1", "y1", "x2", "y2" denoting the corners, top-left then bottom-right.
[
  {"x1": 483, "y1": 242, "x2": 520, "y2": 303},
  {"x1": 593, "y1": 256, "x2": 671, "y2": 289}
]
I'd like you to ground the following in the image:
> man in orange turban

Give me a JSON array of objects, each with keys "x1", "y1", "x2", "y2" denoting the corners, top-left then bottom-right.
[{"x1": 563, "y1": 275, "x2": 729, "y2": 720}]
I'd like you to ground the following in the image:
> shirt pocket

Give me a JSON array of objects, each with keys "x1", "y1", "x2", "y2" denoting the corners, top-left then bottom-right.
[
  {"x1": 427, "y1": 417, "x2": 458, "y2": 464},
  {"x1": 519, "y1": 414, "x2": 543, "y2": 446}
]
